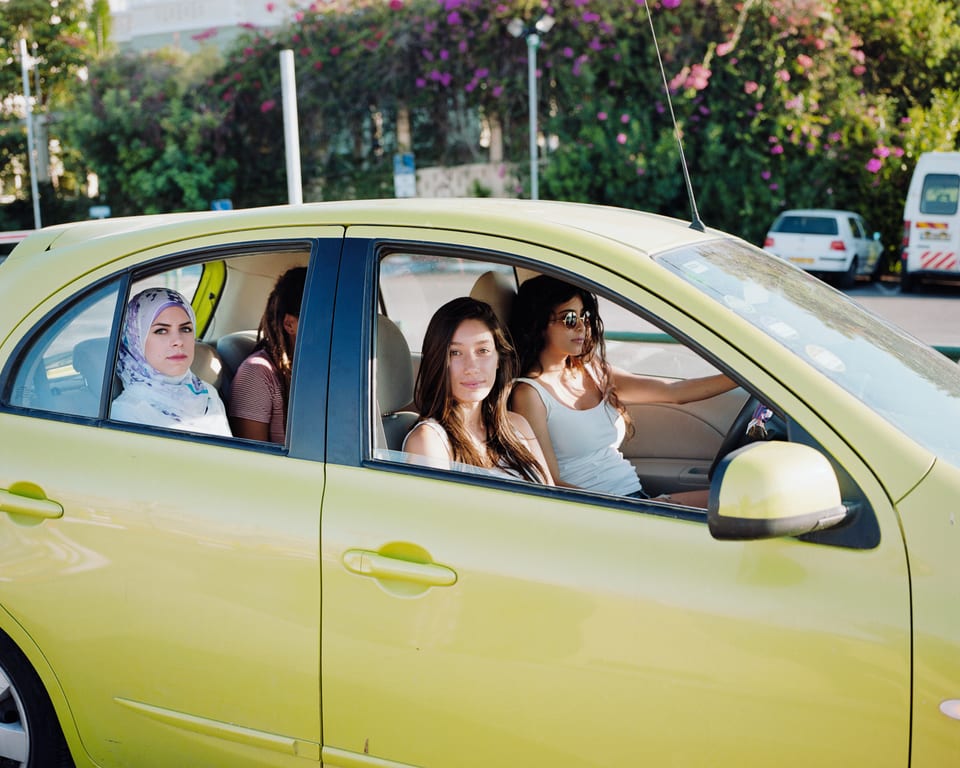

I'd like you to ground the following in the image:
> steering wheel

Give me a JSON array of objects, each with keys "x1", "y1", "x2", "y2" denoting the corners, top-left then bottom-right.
[{"x1": 708, "y1": 395, "x2": 761, "y2": 480}]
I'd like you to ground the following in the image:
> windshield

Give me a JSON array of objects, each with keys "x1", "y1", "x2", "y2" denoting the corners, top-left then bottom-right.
[
  {"x1": 772, "y1": 214, "x2": 839, "y2": 236},
  {"x1": 657, "y1": 240, "x2": 960, "y2": 467}
]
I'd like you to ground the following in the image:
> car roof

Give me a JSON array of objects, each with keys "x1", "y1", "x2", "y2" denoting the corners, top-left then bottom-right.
[{"x1": 5, "y1": 199, "x2": 726, "y2": 267}]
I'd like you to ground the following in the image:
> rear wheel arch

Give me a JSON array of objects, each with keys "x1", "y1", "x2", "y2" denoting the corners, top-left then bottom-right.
[{"x1": 0, "y1": 623, "x2": 77, "y2": 767}]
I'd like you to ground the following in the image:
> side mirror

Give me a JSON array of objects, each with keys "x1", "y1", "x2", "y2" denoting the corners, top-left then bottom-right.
[{"x1": 708, "y1": 442, "x2": 848, "y2": 540}]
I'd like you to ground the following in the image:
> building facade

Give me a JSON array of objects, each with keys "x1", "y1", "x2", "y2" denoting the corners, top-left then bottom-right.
[{"x1": 110, "y1": 0, "x2": 314, "y2": 52}]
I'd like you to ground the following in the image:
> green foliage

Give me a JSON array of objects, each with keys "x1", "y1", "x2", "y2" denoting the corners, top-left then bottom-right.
[
  {"x1": 61, "y1": 48, "x2": 236, "y2": 215},
  {"x1": 3, "y1": 0, "x2": 958, "y2": 244}
]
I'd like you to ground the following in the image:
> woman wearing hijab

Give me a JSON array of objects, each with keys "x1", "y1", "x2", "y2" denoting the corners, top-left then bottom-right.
[{"x1": 110, "y1": 287, "x2": 231, "y2": 436}]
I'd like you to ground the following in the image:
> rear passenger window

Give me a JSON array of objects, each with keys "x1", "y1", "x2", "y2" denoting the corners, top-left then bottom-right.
[{"x1": 4, "y1": 281, "x2": 121, "y2": 418}]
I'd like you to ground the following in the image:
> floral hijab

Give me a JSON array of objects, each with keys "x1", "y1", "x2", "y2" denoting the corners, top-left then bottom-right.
[{"x1": 116, "y1": 287, "x2": 220, "y2": 425}]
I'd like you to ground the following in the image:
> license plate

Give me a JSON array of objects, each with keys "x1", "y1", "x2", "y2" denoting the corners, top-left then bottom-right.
[{"x1": 789, "y1": 257, "x2": 815, "y2": 265}]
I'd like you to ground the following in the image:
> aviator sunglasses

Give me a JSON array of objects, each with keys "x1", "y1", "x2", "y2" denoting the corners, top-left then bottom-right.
[{"x1": 552, "y1": 309, "x2": 592, "y2": 329}]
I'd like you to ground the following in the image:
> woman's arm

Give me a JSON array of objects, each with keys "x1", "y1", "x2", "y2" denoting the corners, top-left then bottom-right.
[
  {"x1": 510, "y1": 382, "x2": 578, "y2": 488},
  {"x1": 507, "y1": 411, "x2": 555, "y2": 485},
  {"x1": 610, "y1": 366, "x2": 738, "y2": 405}
]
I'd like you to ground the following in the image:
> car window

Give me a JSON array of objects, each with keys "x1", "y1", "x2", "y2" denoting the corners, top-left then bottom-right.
[
  {"x1": 2, "y1": 247, "x2": 311, "y2": 443},
  {"x1": 849, "y1": 218, "x2": 865, "y2": 238},
  {"x1": 920, "y1": 173, "x2": 960, "y2": 216},
  {"x1": 4, "y1": 280, "x2": 122, "y2": 418},
  {"x1": 379, "y1": 254, "x2": 514, "y2": 353},
  {"x1": 773, "y1": 215, "x2": 839, "y2": 236}
]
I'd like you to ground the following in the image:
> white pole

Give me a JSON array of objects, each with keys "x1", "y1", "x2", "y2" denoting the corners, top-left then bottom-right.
[
  {"x1": 19, "y1": 39, "x2": 41, "y2": 228},
  {"x1": 526, "y1": 34, "x2": 539, "y2": 200},
  {"x1": 280, "y1": 49, "x2": 303, "y2": 205}
]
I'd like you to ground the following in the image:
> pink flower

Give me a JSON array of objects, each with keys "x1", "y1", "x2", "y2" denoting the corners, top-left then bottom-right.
[
  {"x1": 662, "y1": 0, "x2": 681, "y2": 7},
  {"x1": 828, "y1": 131, "x2": 842, "y2": 142},
  {"x1": 744, "y1": 80, "x2": 758, "y2": 94},
  {"x1": 597, "y1": 111, "x2": 608, "y2": 121},
  {"x1": 777, "y1": 69, "x2": 790, "y2": 82},
  {"x1": 873, "y1": 145, "x2": 891, "y2": 158},
  {"x1": 313, "y1": 61, "x2": 323, "y2": 70},
  {"x1": 621, "y1": 113, "x2": 630, "y2": 123},
  {"x1": 415, "y1": 78, "x2": 426, "y2": 88},
  {"x1": 330, "y1": 46, "x2": 341, "y2": 56},
  {"x1": 716, "y1": 41, "x2": 734, "y2": 56},
  {"x1": 294, "y1": 11, "x2": 304, "y2": 21},
  {"x1": 563, "y1": 47, "x2": 574, "y2": 58},
  {"x1": 617, "y1": 133, "x2": 627, "y2": 144},
  {"x1": 266, "y1": 2, "x2": 275, "y2": 11},
  {"x1": 771, "y1": 145, "x2": 784, "y2": 155},
  {"x1": 389, "y1": 0, "x2": 404, "y2": 8},
  {"x1": 492, "y1": 85, "x2": 504, "y2": 97},
  {"x1": 761, "y1": 170, "x2": 771, "y2": 180},
  {"x1": 797, "y1": 54, "x2": 813, "y2": 69},
  {"x1": 686, "y1": 64, "x2": 711, "y2": 90},
  {"x1": 261, "y1": 99, "x2": 276, "y2": 113},
  {"x1": 853, "y1": 64, "x2": 866, "y2": 76},
  {"x1": 866, "y1": 158, "x2": 882, "y2": 173}
]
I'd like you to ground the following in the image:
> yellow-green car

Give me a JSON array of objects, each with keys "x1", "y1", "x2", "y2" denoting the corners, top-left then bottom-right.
[{"x1": 0, "y1": 199, "x2": 957, "y2": 768}]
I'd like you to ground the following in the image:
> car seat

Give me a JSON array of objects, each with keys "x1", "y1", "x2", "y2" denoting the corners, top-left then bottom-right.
[
  {"x1": 469, "y1": 270, "x2": 517, "y2": 328},
  {"x1": 375, "y1": 315, "x2": 417, "y2": 453}
]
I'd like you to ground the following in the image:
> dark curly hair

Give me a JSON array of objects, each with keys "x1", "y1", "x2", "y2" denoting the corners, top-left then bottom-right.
[{"x1": 509, "y1": 275, "x2": 630, "y2": 434}]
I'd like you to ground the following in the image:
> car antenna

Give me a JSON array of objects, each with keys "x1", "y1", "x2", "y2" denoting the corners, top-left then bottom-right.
[{"x1": 645, "y1": 8, "x2": 705, "y2": 233}]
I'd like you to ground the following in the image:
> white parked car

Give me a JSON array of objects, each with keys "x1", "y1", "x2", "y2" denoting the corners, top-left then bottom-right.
[{"x1": 763, "y1": 208, "x2": 884, "y2": 288}]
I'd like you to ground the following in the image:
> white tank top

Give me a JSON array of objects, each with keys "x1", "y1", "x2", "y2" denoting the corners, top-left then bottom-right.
[{"x1": 514, "y1": 377, "x2": 642, "y2": 496}]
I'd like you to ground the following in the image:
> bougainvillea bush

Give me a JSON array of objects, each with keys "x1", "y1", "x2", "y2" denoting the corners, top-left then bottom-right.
[{"x1": 62, "y1": 0, "x2": 960, "y2": 266}]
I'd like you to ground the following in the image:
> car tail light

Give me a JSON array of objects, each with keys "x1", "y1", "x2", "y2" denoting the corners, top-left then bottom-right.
[
  {"x1": 830, "y1": 240, "x2": 846, "y2": 251},
  {"x1": 764, "y1": 236, "x2": 774, "y2": 247},
  {"x1": 902, "y1": 220, "x2": 910, "y2": 246}
]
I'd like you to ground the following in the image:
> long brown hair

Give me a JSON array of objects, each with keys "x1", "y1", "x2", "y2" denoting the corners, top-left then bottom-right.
[
  {"x1": 415, "y1": 297, "x2": 547, "y2": 483},
  {"x1": 256, "y1": 266, "x2": 307, "y2": 411}
]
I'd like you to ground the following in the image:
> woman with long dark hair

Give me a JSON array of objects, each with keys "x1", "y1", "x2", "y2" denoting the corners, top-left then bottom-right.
[
  {"x1": 510, "y1": 275, "x2": 735, "y2": 503},
  {"x1": 229, "y1": 266, "x2": 307, "y2": 442},
  {"x1": 403, "y1": 297, "x2": 552, "y2": 484}
]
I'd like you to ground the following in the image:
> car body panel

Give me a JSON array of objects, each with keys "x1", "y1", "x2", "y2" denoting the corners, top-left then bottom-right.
[
  {"x1": 0, "y1": 200, "x2": 956, "y2": 766},
  {"x1": 894, "y1": 459, "x2": 960, "y2": 766}
]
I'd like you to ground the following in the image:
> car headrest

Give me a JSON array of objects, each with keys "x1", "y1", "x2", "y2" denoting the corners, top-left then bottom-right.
[
  {"x1": 469, "y1": 270, "x2": 517, "y2": 328},
  {"x1": 376, "y1": 316, "x2": 414, "y2": 415}
]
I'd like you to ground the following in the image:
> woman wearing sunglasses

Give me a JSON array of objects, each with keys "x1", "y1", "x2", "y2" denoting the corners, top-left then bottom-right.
[{"x1": 509, "y1": 275, "x2": 736, "y2": 504}]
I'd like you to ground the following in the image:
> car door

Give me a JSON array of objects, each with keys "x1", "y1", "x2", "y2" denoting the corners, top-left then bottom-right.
[
  {"x1": 0, "y1": 231, "x2": 341, "y2": 766},
  {"x1": 849, "y1": 215, "x2": 873, "y2": 272},
  {"x1": 318, "y1": 231, "x2": 911, "y2": 768}
]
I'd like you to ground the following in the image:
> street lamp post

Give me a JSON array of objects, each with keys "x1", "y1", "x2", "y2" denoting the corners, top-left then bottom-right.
[{"x1": 508, "y1": 15, "x2": 555, "y2": 201}]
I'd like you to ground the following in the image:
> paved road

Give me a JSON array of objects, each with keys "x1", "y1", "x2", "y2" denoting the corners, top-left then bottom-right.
[{"x1": 847, "y1": 279, "x2": 960, "y2": 347}]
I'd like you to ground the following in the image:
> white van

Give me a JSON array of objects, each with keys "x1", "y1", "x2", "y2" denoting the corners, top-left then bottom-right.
[{"x1": 901, "y1": 151, "x2": 960, "y2": 292}]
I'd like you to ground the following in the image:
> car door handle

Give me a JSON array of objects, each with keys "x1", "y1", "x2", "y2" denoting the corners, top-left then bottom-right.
[
  {"x1": 343, "y1": 549, "x2": 457, "y2": 587},
  {"x1": 0, "y1": 489, "x2": 64, "y2": 520}
]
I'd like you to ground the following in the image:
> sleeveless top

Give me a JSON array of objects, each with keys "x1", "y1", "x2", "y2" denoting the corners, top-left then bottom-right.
[
  {"x1": 402, "y1": 418, "x2": 524, "y2": 480},
  {"x1": 514, "y1": 377, "x2": 642, "y2": 496}
]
